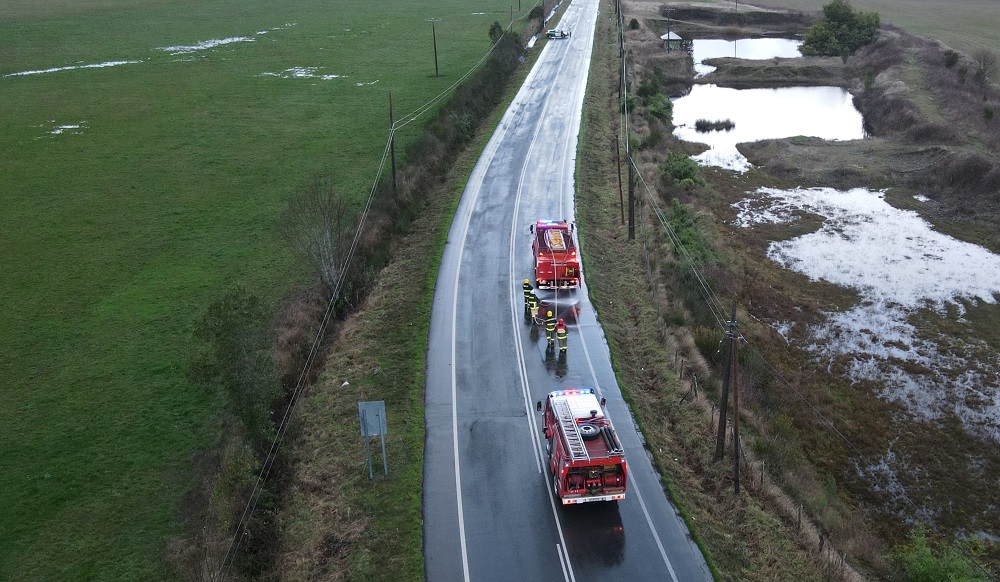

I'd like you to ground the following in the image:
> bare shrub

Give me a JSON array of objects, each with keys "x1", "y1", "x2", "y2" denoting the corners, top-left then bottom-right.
[
  {"x1": 853, "y1": 88, "x2": 920, "y2": 137},
  {"x1": 944, "y1": 49, "x2": 959, "y2": 68},
  {"x1": 904, "y1": 122, "x2": 958, "y2": 144},
  {"x1": 934, "y1": 152, "x2": 1000, "y2": 195},
  {"x1": 849, "y1": 29, "x2": 905, "y2": 78},
  {"x1": 273, "y1": 284, "x2": 328, "y2": 387},
  {"x1": 166, "y1": 526, "x2": 228, "y2": 582},
  {"x1": 278, "y1": 176, "x2": 356, "y2": 294},
  {"x1": 973, "y1": 49, "x2": 998, "y2": 86}
]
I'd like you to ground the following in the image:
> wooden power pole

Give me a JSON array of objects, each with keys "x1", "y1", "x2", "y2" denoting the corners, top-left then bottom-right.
[
  {"x1": 715, "y1": 304, "x2": 739, "y2": 473},
  {"x1": 389, "y1": 91, "x2": 397, "y2": 195},
  {"x1": 730, "y1": 310, "x2": 741, "y2": 494}
]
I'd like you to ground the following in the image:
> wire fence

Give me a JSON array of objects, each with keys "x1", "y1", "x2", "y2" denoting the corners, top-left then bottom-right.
[{"x1": 610, "y1": 1, "x2": 996, "y2": 579}]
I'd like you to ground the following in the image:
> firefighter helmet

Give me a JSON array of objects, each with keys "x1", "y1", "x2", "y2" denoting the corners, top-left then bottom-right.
[
  {"x1": 547, "y1": 311, "x2": 553, "y2": 317},
  {"x1": 558, "y1": 319, "x2": 564, "y2": 324},
  {"x1": 524, "y1": 279, "x2": 530, "y2": 284}
]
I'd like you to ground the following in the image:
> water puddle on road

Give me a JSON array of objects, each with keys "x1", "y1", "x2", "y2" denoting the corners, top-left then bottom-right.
[{"x1": 734, "y1": 186, "x2": 1000, "y2": 441}]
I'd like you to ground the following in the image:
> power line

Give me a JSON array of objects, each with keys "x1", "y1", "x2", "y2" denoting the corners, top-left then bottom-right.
[
  {"x1": 215, "y1": 26, "x2": 520, "y2": 580},
  {"x1": 613, "y1": 11, "x2": 994, "y2": 578}
]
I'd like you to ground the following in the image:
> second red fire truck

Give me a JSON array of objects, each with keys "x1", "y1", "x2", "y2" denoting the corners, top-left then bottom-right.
[{"x1": 537, "y1": 388, "x2": 628, "y2": 505}]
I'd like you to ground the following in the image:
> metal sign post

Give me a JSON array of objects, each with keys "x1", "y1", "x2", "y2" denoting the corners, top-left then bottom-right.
[{"x1": 358, "y1": 401, "x2": 388, "y2": 479}]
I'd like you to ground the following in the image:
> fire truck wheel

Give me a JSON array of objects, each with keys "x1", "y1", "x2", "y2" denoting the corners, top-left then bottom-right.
[
  {"x1": 553, "y1": 474, "x2": 560, "y2": 496},
  {"x1": 578, "y1": 423, "x2": 601, "y2": 440}
]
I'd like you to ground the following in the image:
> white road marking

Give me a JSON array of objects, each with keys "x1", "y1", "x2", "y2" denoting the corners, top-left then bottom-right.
[
  {"x1": 451, "y1": 199, "x2": 473, "y2": 582},
  {"x1": 446, "y1": 23, "x2": 569, "y2": 579},
  {"x1": 556, "y1": 544, "x2": 572, "y2": 581},
  {"x1": 576, "y1": 318, "x2": 681, "y2": 582},
  {"x1": 507, "y1": 75, "x2": 575, "y2": 582},
  {"x1": 448, "y1": 79, "x2": 525, "y2": 582}
]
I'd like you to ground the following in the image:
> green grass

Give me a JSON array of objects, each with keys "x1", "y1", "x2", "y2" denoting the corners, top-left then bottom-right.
[
  {"x1": 276, "y1": 18, "x2": 552, "y2": 578},
  {"x1": 754, "y1": 0, "x2": 1000, "y2": 55},
  {"x1": 0, "y1": 0, "x2": 523, "y2": 579}
]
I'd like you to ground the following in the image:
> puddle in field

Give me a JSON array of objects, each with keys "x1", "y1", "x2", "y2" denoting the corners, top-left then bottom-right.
[
  {"x1": 157, "y1": 36, "x2": 256, "y2": 55},
  {"x1": 34, "y1": 120, "x2": 88, "y2": 137},
  {"x1": 158, "y1": 24, "x2": 296, "y2": 55},
  {"x1": 4, "y1": 24, "x2": 298, "y2": 77},
  {"x1": 3, "y1": 60, "x2": 142, "y2": 78},
  {"x1": 672, "y1": 84, "x2": 864, "y2": 171},
  {"x1": 260, "y1": 67, "x2": 344, "y2": 80},
  {"x1": 48, "y1": 121, "x2": 86, "y2": 135},
  {"x1": 734, "y1": 186, "x2": 1000, "y2": 441}
]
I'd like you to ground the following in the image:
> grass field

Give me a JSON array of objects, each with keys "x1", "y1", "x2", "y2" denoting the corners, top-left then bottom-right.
[
  {"x1": 756, "y1": 0, "x2": 999, "y2": 55},
  {"x1": 0, "y1": 0, "x2": 525, "y2": 579}
]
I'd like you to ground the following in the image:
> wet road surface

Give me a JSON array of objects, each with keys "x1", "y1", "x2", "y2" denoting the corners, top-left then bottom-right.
[{"x1": 423, "y1": 1, "x2": 712, "y2": 580}]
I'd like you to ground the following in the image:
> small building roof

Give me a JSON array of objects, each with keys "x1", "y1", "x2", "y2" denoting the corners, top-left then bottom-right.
[{"x1": 660, "y1": 32, "x2": 682, "y2": 41}]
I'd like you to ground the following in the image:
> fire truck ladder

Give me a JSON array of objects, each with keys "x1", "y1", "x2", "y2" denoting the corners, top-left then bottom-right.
[{"x1": 553, "y1": 398, "x2": 589, "y2": 461}]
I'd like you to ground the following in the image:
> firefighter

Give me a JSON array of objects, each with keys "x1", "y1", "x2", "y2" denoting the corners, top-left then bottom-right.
[
  {"x1": 545, "y1": 310, "x2": 557, "y2": 348},
  {"x1": 527, "y1": 292, "x2": 540, "y2": 323},
  {"x1": 522, "y1": 278, "x2": 534, "y2": 314},
  {"x1": 556, "y1": 318, "x2": 568, "y2": 352}
]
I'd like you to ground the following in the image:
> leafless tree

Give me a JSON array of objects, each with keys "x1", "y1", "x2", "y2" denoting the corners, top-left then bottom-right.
[
  {"x1": 278, "y1": 176, "x2": 356, "y2": 293},
  {"x1": 973, "y1": 49, "x2": 997, "y2": 86}
]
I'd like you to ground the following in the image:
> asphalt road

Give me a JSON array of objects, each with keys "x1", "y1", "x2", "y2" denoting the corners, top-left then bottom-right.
[{"x1": 423, "y1": 1, "x2": 712, "y2": 580}]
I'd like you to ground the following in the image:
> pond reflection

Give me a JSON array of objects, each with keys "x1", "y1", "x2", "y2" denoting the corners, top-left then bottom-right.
[
  {"x1": 693, "y1": 38, "x2": 803, "y2": 77},
  {"x1": 672, "y1": 84, "x2": 864, "y2": 171}
]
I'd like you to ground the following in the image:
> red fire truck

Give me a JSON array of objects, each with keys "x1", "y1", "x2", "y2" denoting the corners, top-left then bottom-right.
[
  {"x1": 530, "y1": 220, "x2": 581, "y2": 290},
  {"x1": 537, "y1": 388, "x2": 628, "y2": 505}
]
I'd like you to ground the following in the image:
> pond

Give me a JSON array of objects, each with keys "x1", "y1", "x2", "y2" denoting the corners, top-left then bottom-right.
[
  {"x1": 671, "y1": 84, "x2": 864, "y2": 171},
  {"x1": 693, "y1": 37, "x2": 803, "y2": 77},
  {"x1": 672, "y1": 37, "x2": 863, "y2": 171}
]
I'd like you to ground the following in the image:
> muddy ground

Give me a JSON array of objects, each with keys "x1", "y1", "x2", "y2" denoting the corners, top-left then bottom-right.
[{"x1": 623, "y1": 0, "x2": 1000, "y2": 576}]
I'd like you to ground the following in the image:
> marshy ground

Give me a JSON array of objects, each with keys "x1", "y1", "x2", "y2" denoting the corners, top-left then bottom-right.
[{"x1": 618, "y1": 0, "x2": 1000, "y2": 575}]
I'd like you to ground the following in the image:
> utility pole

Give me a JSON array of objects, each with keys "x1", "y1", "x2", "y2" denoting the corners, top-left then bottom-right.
[
  {"x1": 389, "y1": 91, "x2": 397, "y2": 195},
  {"x1": 426, "y1": 19, "x2": 441, "y2": 77},
  {"x1": 615, "y1": 137, "x2": 624, "y2": 225},
  {"x1": 730, "y1": 310, "x2": 741, "y2": 494},
  {"x1": 623, "y1": 57, "x2": 633, "y2": 239},
  {"x1": 627, "y1": 154, "x2": 634, "y2": 239},
  {"x1": 665, "y1": 8, "x2": 672, "y2": 52},
  {"x1": 715, "y1": 304, "x2": 737, "y2": 462}
]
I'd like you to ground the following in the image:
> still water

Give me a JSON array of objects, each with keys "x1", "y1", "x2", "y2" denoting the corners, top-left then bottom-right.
[
  {"x1": 672, "y1": 84, "x2": 864, "y2": 171},
  {"x1": 673, "y1": 36, "x2": 862, "y2": 171},
  {"x1": 693, "y1": 37, "x2": 803, "y2": 77}
]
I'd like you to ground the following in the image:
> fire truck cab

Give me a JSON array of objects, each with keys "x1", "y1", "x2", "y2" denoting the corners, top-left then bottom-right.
[
  {"x1": 537, "y1": 388, "x2": 627, "y2": 505},
  {"x1": 530, "y1": 220, "x2": 581, "y2": 290}
]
